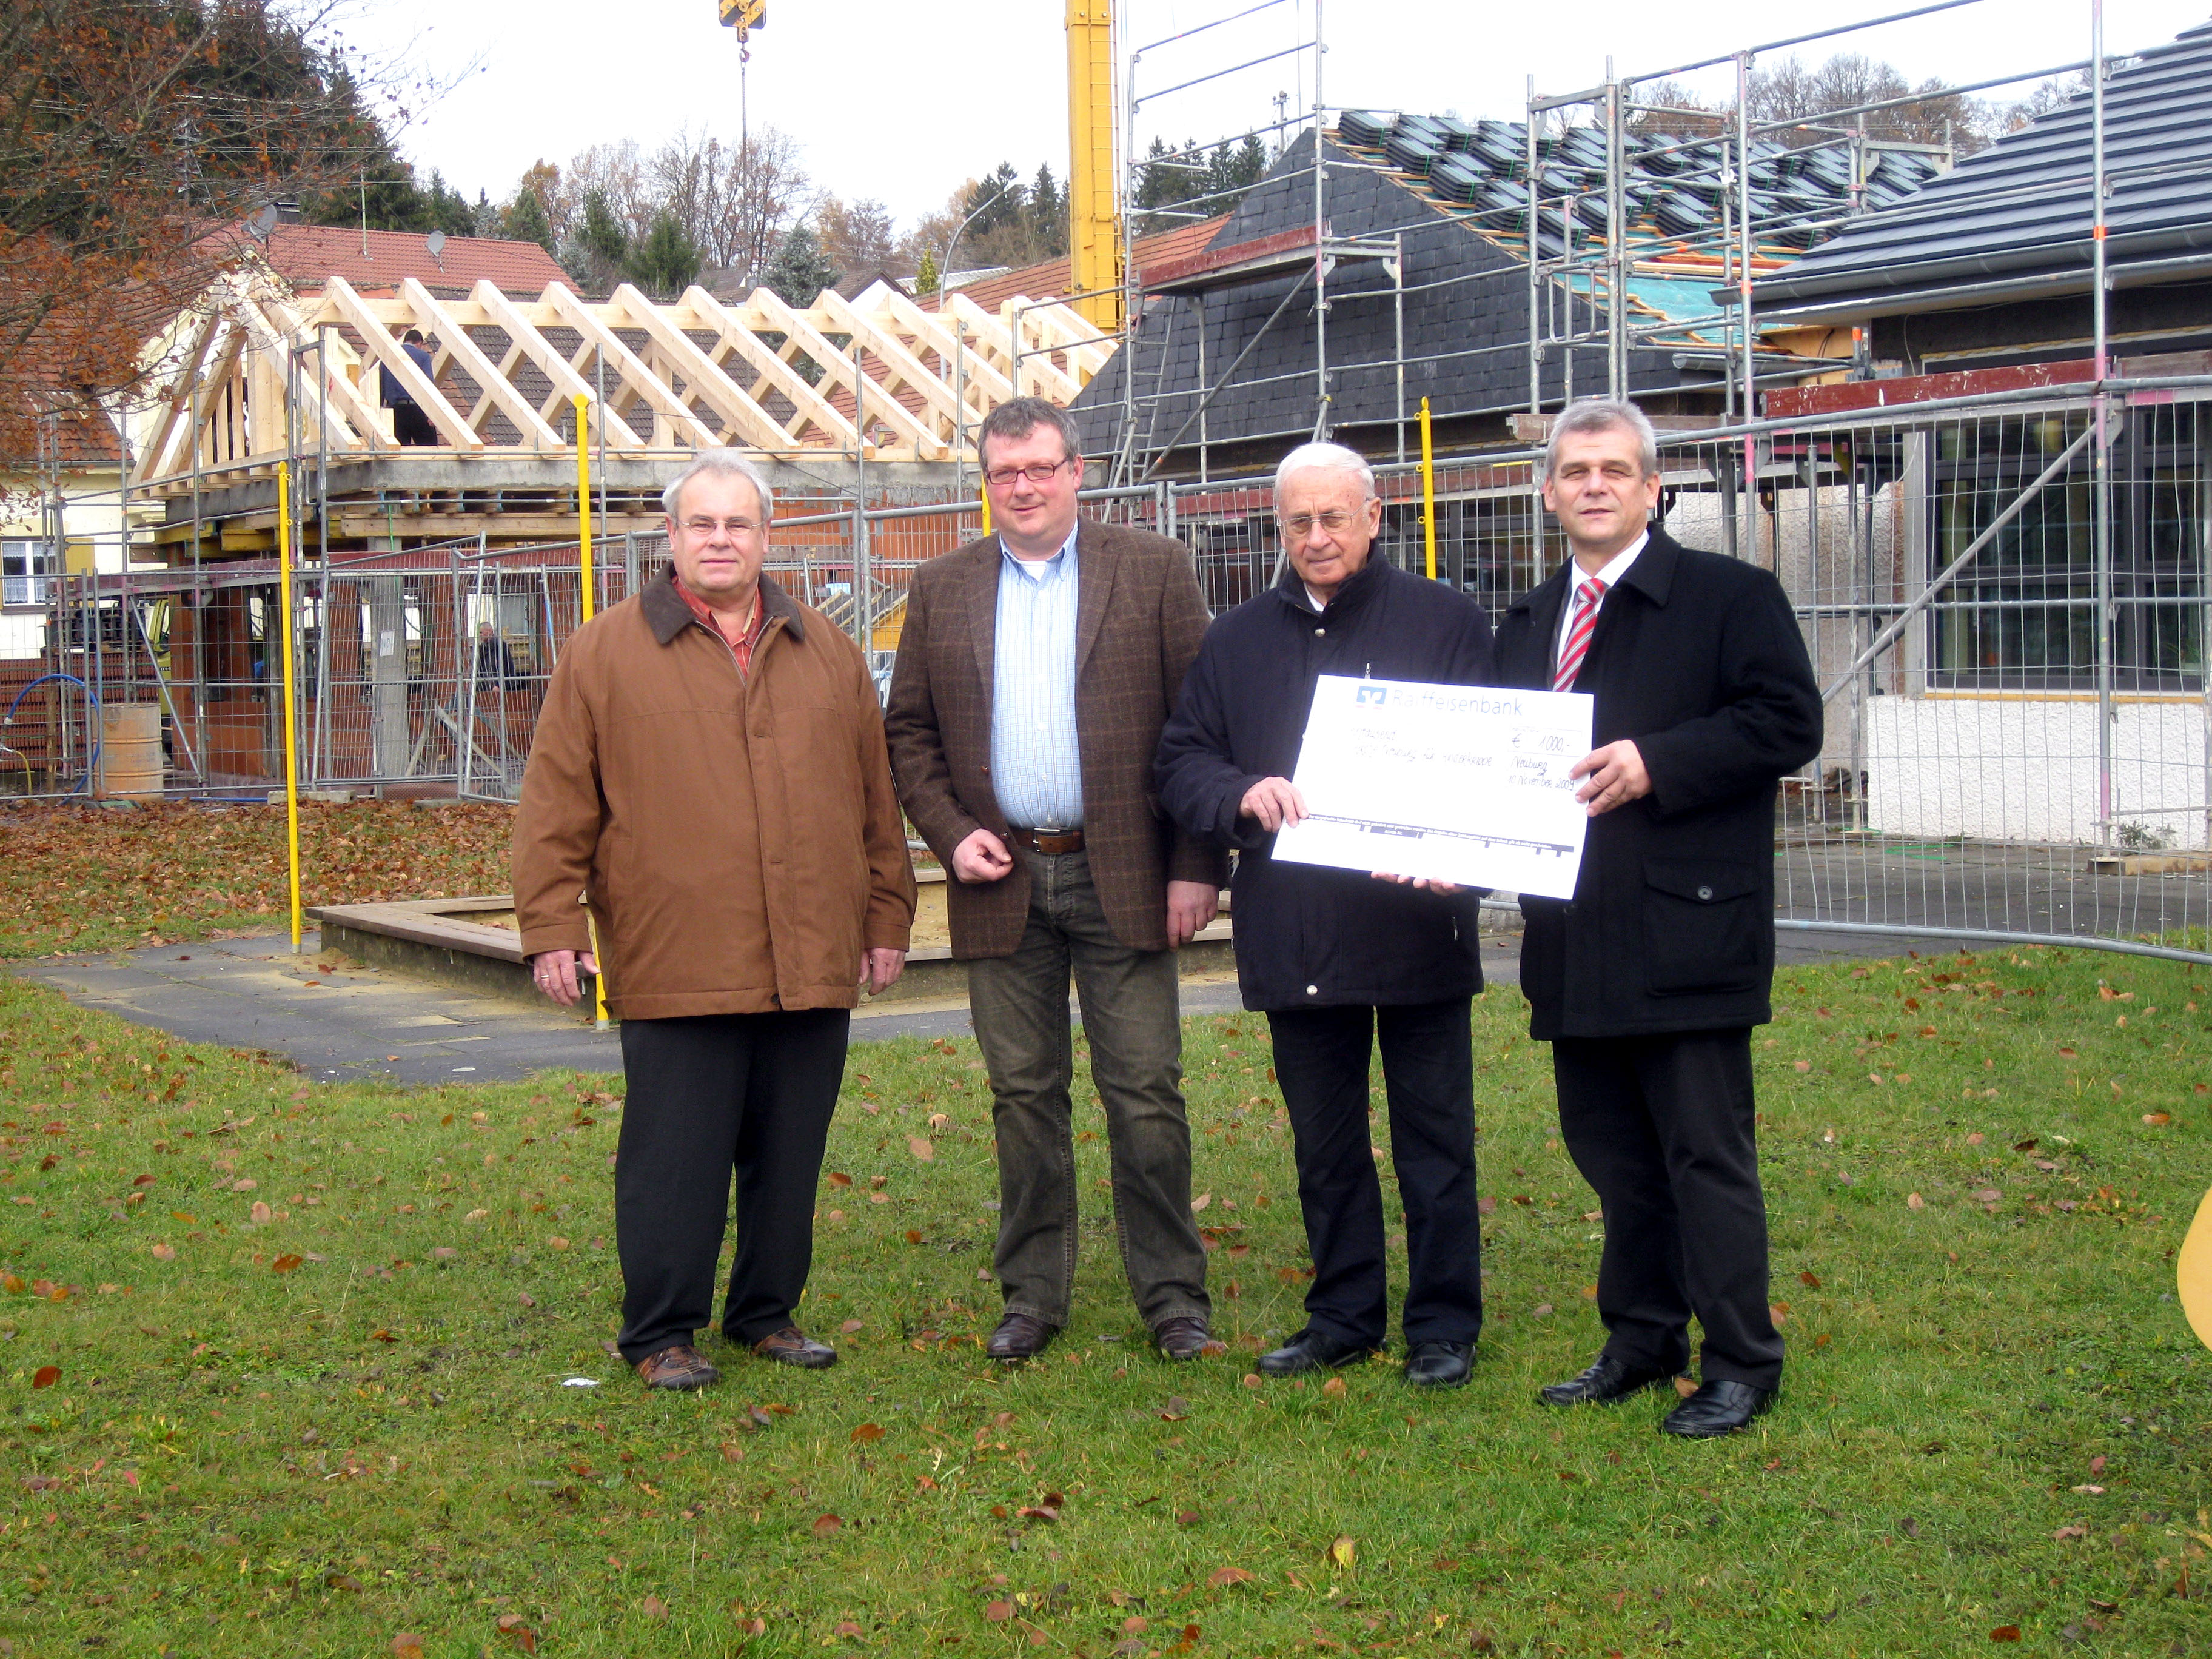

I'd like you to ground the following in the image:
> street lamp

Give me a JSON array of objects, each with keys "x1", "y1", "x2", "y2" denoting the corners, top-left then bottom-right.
[{"x1": 941, "y1": 182, "x2": 1010, "y2": 498}]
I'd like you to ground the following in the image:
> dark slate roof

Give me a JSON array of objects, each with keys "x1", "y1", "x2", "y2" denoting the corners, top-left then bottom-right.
[
  {"x1": 1754, "y1": 19, "x2": 2212, "y2": 320},
  {"x1": 1330, "y1": 109, "x2": 1937, "y2": 262},
  {"x1": 1070, "y1": 130, "x2": 1734, "y2": 463}
]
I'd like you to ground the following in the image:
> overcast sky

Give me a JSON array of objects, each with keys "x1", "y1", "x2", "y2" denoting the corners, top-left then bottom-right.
[{"x1": 340, "y1": 0, "x2": 2210, "y2": 230}]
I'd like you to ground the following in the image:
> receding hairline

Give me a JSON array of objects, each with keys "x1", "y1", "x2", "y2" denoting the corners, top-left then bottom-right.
[
  {"x1": 665, "y1": 457, "x2": 771, "y2": 523},
  {"x1": 1273, "y1": 457, "x2": 1375, "y2": 495}
]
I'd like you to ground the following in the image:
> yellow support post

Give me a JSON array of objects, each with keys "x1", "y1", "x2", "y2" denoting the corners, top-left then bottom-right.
[
  {"x1": 574, "y1": 395, "x2": 596, "y2": 624},
  {"x1": 1066, "y1": 0, "x2": 1124, "y2": 334},
  {"x1": 980, "y1": 490, "x2": 992, "y2": 537},
  {"x1": 275, "y1": 463, "x2": 304, "y2": 954},
  {"x1": 1419, "y1": 397, "x2": 1438, "y2": 581},
  {"x1": 572, "y1": 395, "x2": 611, "y2": 1030}
]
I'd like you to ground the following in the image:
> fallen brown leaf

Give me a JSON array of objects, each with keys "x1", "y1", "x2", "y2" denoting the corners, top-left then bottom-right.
[
  {"x1": 811, "y1": 1513, "x2": 843, "y2": 1538},
  {"x1": 31, "y1": 1366, "x2": 58, "y2": 1389},
  {"x1": 850, "y1": 1423, "x2": 884, "y2": 1443},
  {"x1": 642, "y1": 1594, "x2": 670, "y2": 1621},
  {"x1": 1208, "y1": 1567, "x2": 1255, "y2": 1587}
]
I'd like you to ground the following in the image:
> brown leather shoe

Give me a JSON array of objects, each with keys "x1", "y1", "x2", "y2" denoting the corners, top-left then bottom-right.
[
  {"x1": 635, "y1": 1343, "x2": 721, "y2": 1391},
  {"x1": 1153, "y1": 1315, "x2": 1225, "y2": 1361},
  {"x1": 985, "y1": 1312, "x2": 1057, "y2": 1362},
  {"x1": 751, "y1": 1326, "x2": 837, "y2": 1369}
]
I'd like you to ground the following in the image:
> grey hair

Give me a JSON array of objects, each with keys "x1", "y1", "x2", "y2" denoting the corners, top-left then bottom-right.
[
  {"x1": 1272, "y1": 441, "x2": 1375, "y2": 500},
  {"x1": 1543, "y1": 397, "x2": 1658, "y2": 479},
  {"x1": 662, "y1": 449, "x2": 776, "y2": 522}
]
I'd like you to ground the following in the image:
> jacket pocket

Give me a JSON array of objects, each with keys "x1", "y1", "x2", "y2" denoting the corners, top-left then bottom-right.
[{"x1": 1640, "y1": 858, "x2": 1762, "y2": 996}]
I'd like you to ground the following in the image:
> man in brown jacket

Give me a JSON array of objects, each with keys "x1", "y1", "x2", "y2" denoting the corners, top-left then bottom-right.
[
  {"x1": 886, "y1": 397, "x2": 1226, "y2": 1364},
  {"x1": 514, "y1": 449, "x2": 915, "y2": 1391}
]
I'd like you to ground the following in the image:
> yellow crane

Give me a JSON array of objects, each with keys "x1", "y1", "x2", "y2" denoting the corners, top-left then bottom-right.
[
  {"x1": 716, "y1": 0, "x2": 765, "y2": 34},
  {"x1": 1065, "y1": 0, "x2": 1124, "y2": 333}
]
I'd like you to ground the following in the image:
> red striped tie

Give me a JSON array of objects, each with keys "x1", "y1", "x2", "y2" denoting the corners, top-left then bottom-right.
[{"x1": 1552, "y1": 577, "x2": 1607, "y2": 692}]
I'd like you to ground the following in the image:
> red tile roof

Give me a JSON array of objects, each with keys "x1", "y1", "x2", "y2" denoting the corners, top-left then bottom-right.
[
  {"x1": 922, "y1": 218, "x2": 1230, "y2": 315},
  {"x1": 240, "y1": 223, "x2": 569, "y2": 299}
]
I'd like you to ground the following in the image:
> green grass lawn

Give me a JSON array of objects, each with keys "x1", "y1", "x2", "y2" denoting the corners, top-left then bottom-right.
[{"x1": 0, "y1": 944, "x2": 2205, "y2": 1655}]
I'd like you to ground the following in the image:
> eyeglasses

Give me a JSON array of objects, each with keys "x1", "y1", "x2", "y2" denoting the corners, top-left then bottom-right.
[
  {"x1": 984, "y1": 458, "x2": 1074, "y2": 489},
  {"x1": 679, "y1": 517, "x2": 765, "y2": 538},
  {"x1": 1281, "y1": 509, "x2": 1359, "y2": 539}
]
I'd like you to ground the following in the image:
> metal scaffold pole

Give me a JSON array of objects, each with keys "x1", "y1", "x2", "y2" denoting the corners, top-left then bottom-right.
[{"x1": 2090, "y1": 0, "x2": 2114, "y2": 850}]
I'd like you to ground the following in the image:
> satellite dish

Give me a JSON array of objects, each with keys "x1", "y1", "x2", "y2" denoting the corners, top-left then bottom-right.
[
  {"x1": 247, "y1": 204, "x2": 280, "y2": 241},
  {"x1": 425, "y1": 230, "x2": 447, "y2": 270}
]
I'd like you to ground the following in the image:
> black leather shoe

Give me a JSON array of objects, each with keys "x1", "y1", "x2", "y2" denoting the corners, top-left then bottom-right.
[
  {"x1": 751, "y1": 1326, "x2": 836, "y2": 1369},
  {"x1": 1403, "y1": 1340, "x2": 1473, "y2": 1388},
  {"x1": 1256, "y1": 1329, "x2": 1369, "y2": 1376},
  {"x1": 1660, "y1": 1378, "x2": 1772, "y2": 1438},
  {"x1": 1539, "y1": 1352, "x2": 1672, "y2": 1407},
  {"x1": 985, "y1": 1313, "x2": 1058, "y2": 1363}
]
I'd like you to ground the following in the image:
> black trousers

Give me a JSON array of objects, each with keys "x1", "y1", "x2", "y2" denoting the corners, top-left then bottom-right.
[
  {"x1": 1552, "y1": 1028, "x2": 1783, "y2": 1389},
  {"x1": 614, "y1": 1009, "x2": 849, "y2": 1362},
  {"x1": 1265, "y1": 999, "x2": 1483, "y2": 1349},
  {"x1": 391, "y1": 403, "x2": 437, "y2": 446}
]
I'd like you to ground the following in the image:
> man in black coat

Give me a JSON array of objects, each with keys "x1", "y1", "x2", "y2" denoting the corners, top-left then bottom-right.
[
  {"x1": 1493, "y1": 398, "x2": 1821, "y2": 1436},
  {"x1": 1158, "y1": 442, "x2": 1495, "y2": 1388}
]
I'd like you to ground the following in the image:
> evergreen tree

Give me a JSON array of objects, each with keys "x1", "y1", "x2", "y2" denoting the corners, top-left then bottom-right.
[
  {"x1": 1028, "y1": 163, "x2": 1066, "y2": 258},
  {"x1": 499, "y1": 185, "x2": 555, "y2": 253},
  {"x1": 580, "y1": 190, "x2": 629, "y2": 272},
  {"x1": 913, "y1": 247, "x2": 940, "y2": 296},
  {"x1": 962, "y1": 163, "x2": 1027, "y2": 243},
  {"x1": 628, "y1": 210, "x2": 702, "y2": 298},
  {"x1": 763, "y1": 221, "x2": 837, "y2": 304}
]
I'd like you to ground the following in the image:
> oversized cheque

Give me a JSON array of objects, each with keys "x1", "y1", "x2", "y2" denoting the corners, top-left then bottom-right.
[{"x1": 1272, "y1": 675, "x2": 1593, "y2": 899}]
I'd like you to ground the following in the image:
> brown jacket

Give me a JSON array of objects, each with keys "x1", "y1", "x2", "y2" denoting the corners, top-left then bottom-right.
[
  {"x1": 513, "y1": 571, "x2": 915, "y2": 1019},
  {"x1": 885, "y1": 518, "x2": 1226, "y2": 958}
]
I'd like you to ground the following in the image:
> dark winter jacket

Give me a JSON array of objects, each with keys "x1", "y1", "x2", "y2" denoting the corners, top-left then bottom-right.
[
  {"x1": 1155, "y1": 555, "x2": 1495, "y2": 1011},
  {"x1": 1490, "y1": 528, "x2": 1822, "y2": 1039}
]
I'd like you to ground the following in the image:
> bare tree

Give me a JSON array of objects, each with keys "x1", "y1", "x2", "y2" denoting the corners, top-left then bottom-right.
[
  {"x1": 815, "y1": 195, "x2": 900, "y2": 278},
  {"x1": 1749, "y1": 52, "x2": 1992, "y2": 152},
  {"x1": 555, "y1": 141, "x2": 652, "y2": 248},
  {"x1": 714, "y1": 126, "x2": 811, "y2": 284}
]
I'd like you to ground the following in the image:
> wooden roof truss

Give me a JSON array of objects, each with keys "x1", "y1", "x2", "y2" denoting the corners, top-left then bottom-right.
[{"x1": 132, "y1": 271, "x2": 1113, "y2": 490}]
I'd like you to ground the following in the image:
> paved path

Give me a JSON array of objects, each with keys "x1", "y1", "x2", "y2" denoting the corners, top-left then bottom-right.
[{"x1": 13, "y1": 922, "x2": 1941, "y2": 1090}]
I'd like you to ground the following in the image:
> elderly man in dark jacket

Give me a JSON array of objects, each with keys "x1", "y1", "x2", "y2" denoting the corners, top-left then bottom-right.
[
  {"x1": 1493, "y1": 398, "x2": 1821, "y2": 1437},
  {"x1": 1157, "y1": 441, "x2": 1495, "y2": 1387}
]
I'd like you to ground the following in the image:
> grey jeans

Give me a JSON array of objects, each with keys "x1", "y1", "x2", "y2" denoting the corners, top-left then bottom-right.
[{"x1": 966, "y1": 848, "x2": 1210, "y2": 1330}]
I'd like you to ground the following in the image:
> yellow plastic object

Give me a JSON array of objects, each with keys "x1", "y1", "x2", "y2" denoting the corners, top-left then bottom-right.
[
  {"x1": 1419, "y1": 397, "x2": 1437, "y2": 581},
  {"x1": 571, "y1": 396, "x2": 611, "y2": 1031},
  {"x1": 275, "y1": 463, "x2": 303, "y2": 955},
  {"x1": 2180, "y1": 1185, "x2": 2212, "y2": 1350}
]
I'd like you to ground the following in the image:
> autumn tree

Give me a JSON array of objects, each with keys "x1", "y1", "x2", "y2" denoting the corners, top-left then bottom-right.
[{"x1": 0, "y1": 0, "x2": 413, "y2": 460}]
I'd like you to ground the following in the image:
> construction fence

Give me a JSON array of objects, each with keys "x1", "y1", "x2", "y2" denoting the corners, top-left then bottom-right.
[{"x1": 7, "y1": 377, "x2": 2211, "y2": 964}]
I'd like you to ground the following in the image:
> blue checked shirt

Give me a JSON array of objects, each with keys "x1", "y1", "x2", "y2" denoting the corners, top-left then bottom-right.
[{"x1": 989, "y1": 528, "x2": 1084, "y2": 829}]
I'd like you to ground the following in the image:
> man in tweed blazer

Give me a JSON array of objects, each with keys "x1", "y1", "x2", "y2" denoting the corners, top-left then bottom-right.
[{"x1": 887, "y1": 398, "x2": 1228, "y2": 1364}]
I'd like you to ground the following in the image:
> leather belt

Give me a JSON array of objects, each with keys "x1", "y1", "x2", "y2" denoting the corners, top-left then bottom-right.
[{"x1": 1009, "y1": 826, "x2": 1085, "y2": 856}]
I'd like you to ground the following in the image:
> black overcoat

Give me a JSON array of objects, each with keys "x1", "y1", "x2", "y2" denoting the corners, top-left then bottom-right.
[
  {"x1": 1155, "y1": 557, "x2": 1495, "y2": 1012},
  {"x1": 1491, "y1": 529, "x2": 1822, "y2": 1039}
]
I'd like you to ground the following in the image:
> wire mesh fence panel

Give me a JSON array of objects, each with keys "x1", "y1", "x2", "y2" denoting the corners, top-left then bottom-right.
[{"x1": 1651, "y1": 392, "x2": 2212, "y2": 962}]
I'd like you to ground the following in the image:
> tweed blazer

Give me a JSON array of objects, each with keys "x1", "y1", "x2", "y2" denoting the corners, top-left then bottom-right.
[{"x1": 886, "y1": 518, "x2": 1227, "y2": 958}]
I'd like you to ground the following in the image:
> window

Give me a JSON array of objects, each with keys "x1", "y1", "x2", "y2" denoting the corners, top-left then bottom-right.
[
  {"x1": 1, "y1": 540, "x2": 55, "y2": 606},
  {"x1": 1928, "y1": 406, "x2": 2210, "y2": 691}
]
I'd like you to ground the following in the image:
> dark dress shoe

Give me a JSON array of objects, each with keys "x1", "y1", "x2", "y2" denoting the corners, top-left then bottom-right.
[
  {"x1": 1403, "y1": 1339, "x2": 1474, "y2": 1388},
  {"x1": 751, "y1": 1326, "x2": 837, "y2": 1369},
  {"x1": 985, "y1": 1313, "x2": 1058, "y2": 1362},
  {"x1": 1539, "y1": 1352, "x2": 1671, "y2": 1407},
  {"x1": 1660, "y1": 1378, "x2": 1772, "y2": 1438},
  {"x1": 1256, "y1": 1328, "x2": 1369, "y2": 1375},
  {"x1": 1153, "y1": 1316, "x2": 1225, "y2": 1361},
  {"x1": 635, "y1": 1343, "x2": 721, "y2": 1390}
]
